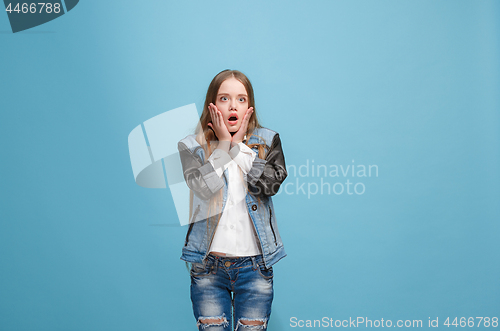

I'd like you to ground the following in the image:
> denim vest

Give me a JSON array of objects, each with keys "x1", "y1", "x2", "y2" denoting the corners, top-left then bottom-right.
[{"x1": 178, "y1": 127, "x2": 286, "y2": 268}]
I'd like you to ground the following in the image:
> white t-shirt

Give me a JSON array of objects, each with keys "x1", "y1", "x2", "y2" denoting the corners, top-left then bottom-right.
[{"x1": 207, "y1": 142, "x2": 262, "y2": 256}]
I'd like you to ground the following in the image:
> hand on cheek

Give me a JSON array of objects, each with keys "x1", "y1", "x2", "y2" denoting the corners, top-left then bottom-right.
[
  {"x1": 231, "y1": 107, "x2": 254, "y2": 146},
  {"x1": 207, "y1": 103, "x2": 232, "y2": 142}
]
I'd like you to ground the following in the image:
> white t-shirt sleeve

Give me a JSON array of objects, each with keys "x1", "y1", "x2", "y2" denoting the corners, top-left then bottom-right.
[
  {"x1": 207, "y1": 148, "x2": 232, "y2": 178},
  {"x1": 229, "y1": 142, "x2": 257, "y2": 175}
]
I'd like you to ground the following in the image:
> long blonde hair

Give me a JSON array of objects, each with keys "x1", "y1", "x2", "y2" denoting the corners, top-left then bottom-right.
[{"x1": 190, "y1": 69, "x2": 269, "y2": 237}]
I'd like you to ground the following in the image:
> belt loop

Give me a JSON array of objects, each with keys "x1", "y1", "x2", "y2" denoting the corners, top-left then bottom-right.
[
  {"x1": 212, "y1": 256, "x2": 219, "y2": 274},
  {"x1": 250, "y1": 256, "x2": 257, "y2": 271}
]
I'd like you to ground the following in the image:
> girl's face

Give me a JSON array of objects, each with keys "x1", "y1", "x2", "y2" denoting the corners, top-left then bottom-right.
[{"x1": 215, "y1": 77, "x2": 249, "y2": 133}]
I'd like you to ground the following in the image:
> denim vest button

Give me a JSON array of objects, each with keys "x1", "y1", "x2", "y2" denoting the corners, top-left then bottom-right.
[
  {"x1": 224, "y1": 261, "x2": 231, "y2": 267},
  {"x1": 252, "y1": 204, "x2": 257, "y2": 211}
]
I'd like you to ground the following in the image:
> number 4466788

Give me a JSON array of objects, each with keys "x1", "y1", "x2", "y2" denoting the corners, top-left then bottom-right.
[
  {"x1": 5, "y1": 3, "x2": 62, "y2": 14},
  {"x1": 444, "y1": 317, "x2": 498, "y2": 327}
]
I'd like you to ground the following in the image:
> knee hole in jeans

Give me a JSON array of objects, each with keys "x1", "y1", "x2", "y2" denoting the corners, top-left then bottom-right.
[
  {"x1": 236, "y1": 318, "x2": 267, "y2": 330},
  {"x1": 197, "y1": 314, "x2": 229, "y2": 329}
]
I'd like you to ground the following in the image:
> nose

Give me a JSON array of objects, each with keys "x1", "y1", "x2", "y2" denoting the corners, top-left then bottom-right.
[{"x1": 229, "y1": 99, "x2": 237, "y2": 110}]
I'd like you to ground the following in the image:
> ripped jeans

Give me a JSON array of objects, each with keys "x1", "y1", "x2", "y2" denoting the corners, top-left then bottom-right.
[{"x1": 190, "y1": 253, "x2": 273, "y2": 330}]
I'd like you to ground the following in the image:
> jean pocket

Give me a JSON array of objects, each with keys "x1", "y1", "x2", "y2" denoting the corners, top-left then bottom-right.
[
  {"x1": 256, "y1": 264, "x2": 273, "y2": 280},
  {"x1": 190, "y1": 262, "x2": 211, "y2": 277}
]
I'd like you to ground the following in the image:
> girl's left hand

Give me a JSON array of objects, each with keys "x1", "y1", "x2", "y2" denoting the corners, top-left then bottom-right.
[{"x1": 231, "y1": 107, "x2": 254, "y2": 146}]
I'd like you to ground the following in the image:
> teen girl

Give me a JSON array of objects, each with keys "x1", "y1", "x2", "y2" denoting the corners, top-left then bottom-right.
[{"x1": 177, "y1": 69, "x2": 287, "y2": 330}]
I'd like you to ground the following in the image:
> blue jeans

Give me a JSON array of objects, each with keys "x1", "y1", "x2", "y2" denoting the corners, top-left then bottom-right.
[{"x1": 190, "y1": 254, "x2": 274, "y2": 330}]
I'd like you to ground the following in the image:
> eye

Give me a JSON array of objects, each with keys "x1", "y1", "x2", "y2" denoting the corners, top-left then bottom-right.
[
  {"x1": 220, "y1": 96, "x2": 228, "y2": 101},
  {"x1": 239, "y1": 97, "x2": 246, "y2": 102}
]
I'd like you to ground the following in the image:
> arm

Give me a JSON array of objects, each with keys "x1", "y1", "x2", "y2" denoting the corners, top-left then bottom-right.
[
  {"x1": 246, "y1": 133, "x2": 288, "y2": 196},
  {"x1": 178, "y1": 141, "x2": 230, "y2": 200}
]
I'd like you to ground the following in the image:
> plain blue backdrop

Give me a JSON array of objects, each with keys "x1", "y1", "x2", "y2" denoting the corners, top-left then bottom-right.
[{"x1": 1, "y1": 0, "x2": 499, "y2": 330}]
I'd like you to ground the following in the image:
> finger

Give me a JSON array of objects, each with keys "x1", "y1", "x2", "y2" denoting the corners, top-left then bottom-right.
[
  {"x1": 209, "y1": 103, "x2": 216, "y2": 115},
  {"x1": 215, "y1": 109, "x2": 224, "y2": 128},
  {"x1": 209, "y1": 104, "x2": 216, "y2": 115},
  {"x1": 211, "y1": 108, "x2": 217, "y2": 125},
  {"x1": 211, "y1": 107, "x2": 220, "y2": 127},
  {"x1": 242, "y1": 108, "x2": 253, "y2": 124},
  {"x1": 215, "y1": 111, "x2": 222, "y2": 127},
  {"x1": 211, "y1": 104, "x2": 220, "y2": 121},
  {"x1": 209, "y1": 105, "x2": 215, "y2": 121},
  {"x1": 217, "y1": 108, "x2": 225, "y2": 122},
  {"x1": 216, "y1": 107, "x2": 226, "y2": 126},
  {"x1": 244, "y1": 107, "x2": 253, "y2": 121}
]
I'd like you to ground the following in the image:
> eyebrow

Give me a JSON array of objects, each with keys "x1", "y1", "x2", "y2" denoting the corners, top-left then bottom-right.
[{"x1": 217, "y1": 93, "x2": 248, "y2": 97}]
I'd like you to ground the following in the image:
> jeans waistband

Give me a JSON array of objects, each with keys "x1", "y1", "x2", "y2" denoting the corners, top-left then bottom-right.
[{"x1": 206, "y1": 253, "x2": 264, "y2": 269}]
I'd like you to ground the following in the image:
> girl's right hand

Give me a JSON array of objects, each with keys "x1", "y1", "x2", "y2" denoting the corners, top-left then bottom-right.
[{"x1": 207, "y1": 103, "x2": 232, "y2": 141}]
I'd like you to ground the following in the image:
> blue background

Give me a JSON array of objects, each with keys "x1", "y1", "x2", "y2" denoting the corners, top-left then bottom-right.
[{"x1": 1, "y1": 0, "x2": 499, "y2": 330}]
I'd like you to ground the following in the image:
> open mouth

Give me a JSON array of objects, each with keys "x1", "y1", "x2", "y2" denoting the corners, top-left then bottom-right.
[{"x1": 228, "y1": 114, "x2": 238, "y2": 122}]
